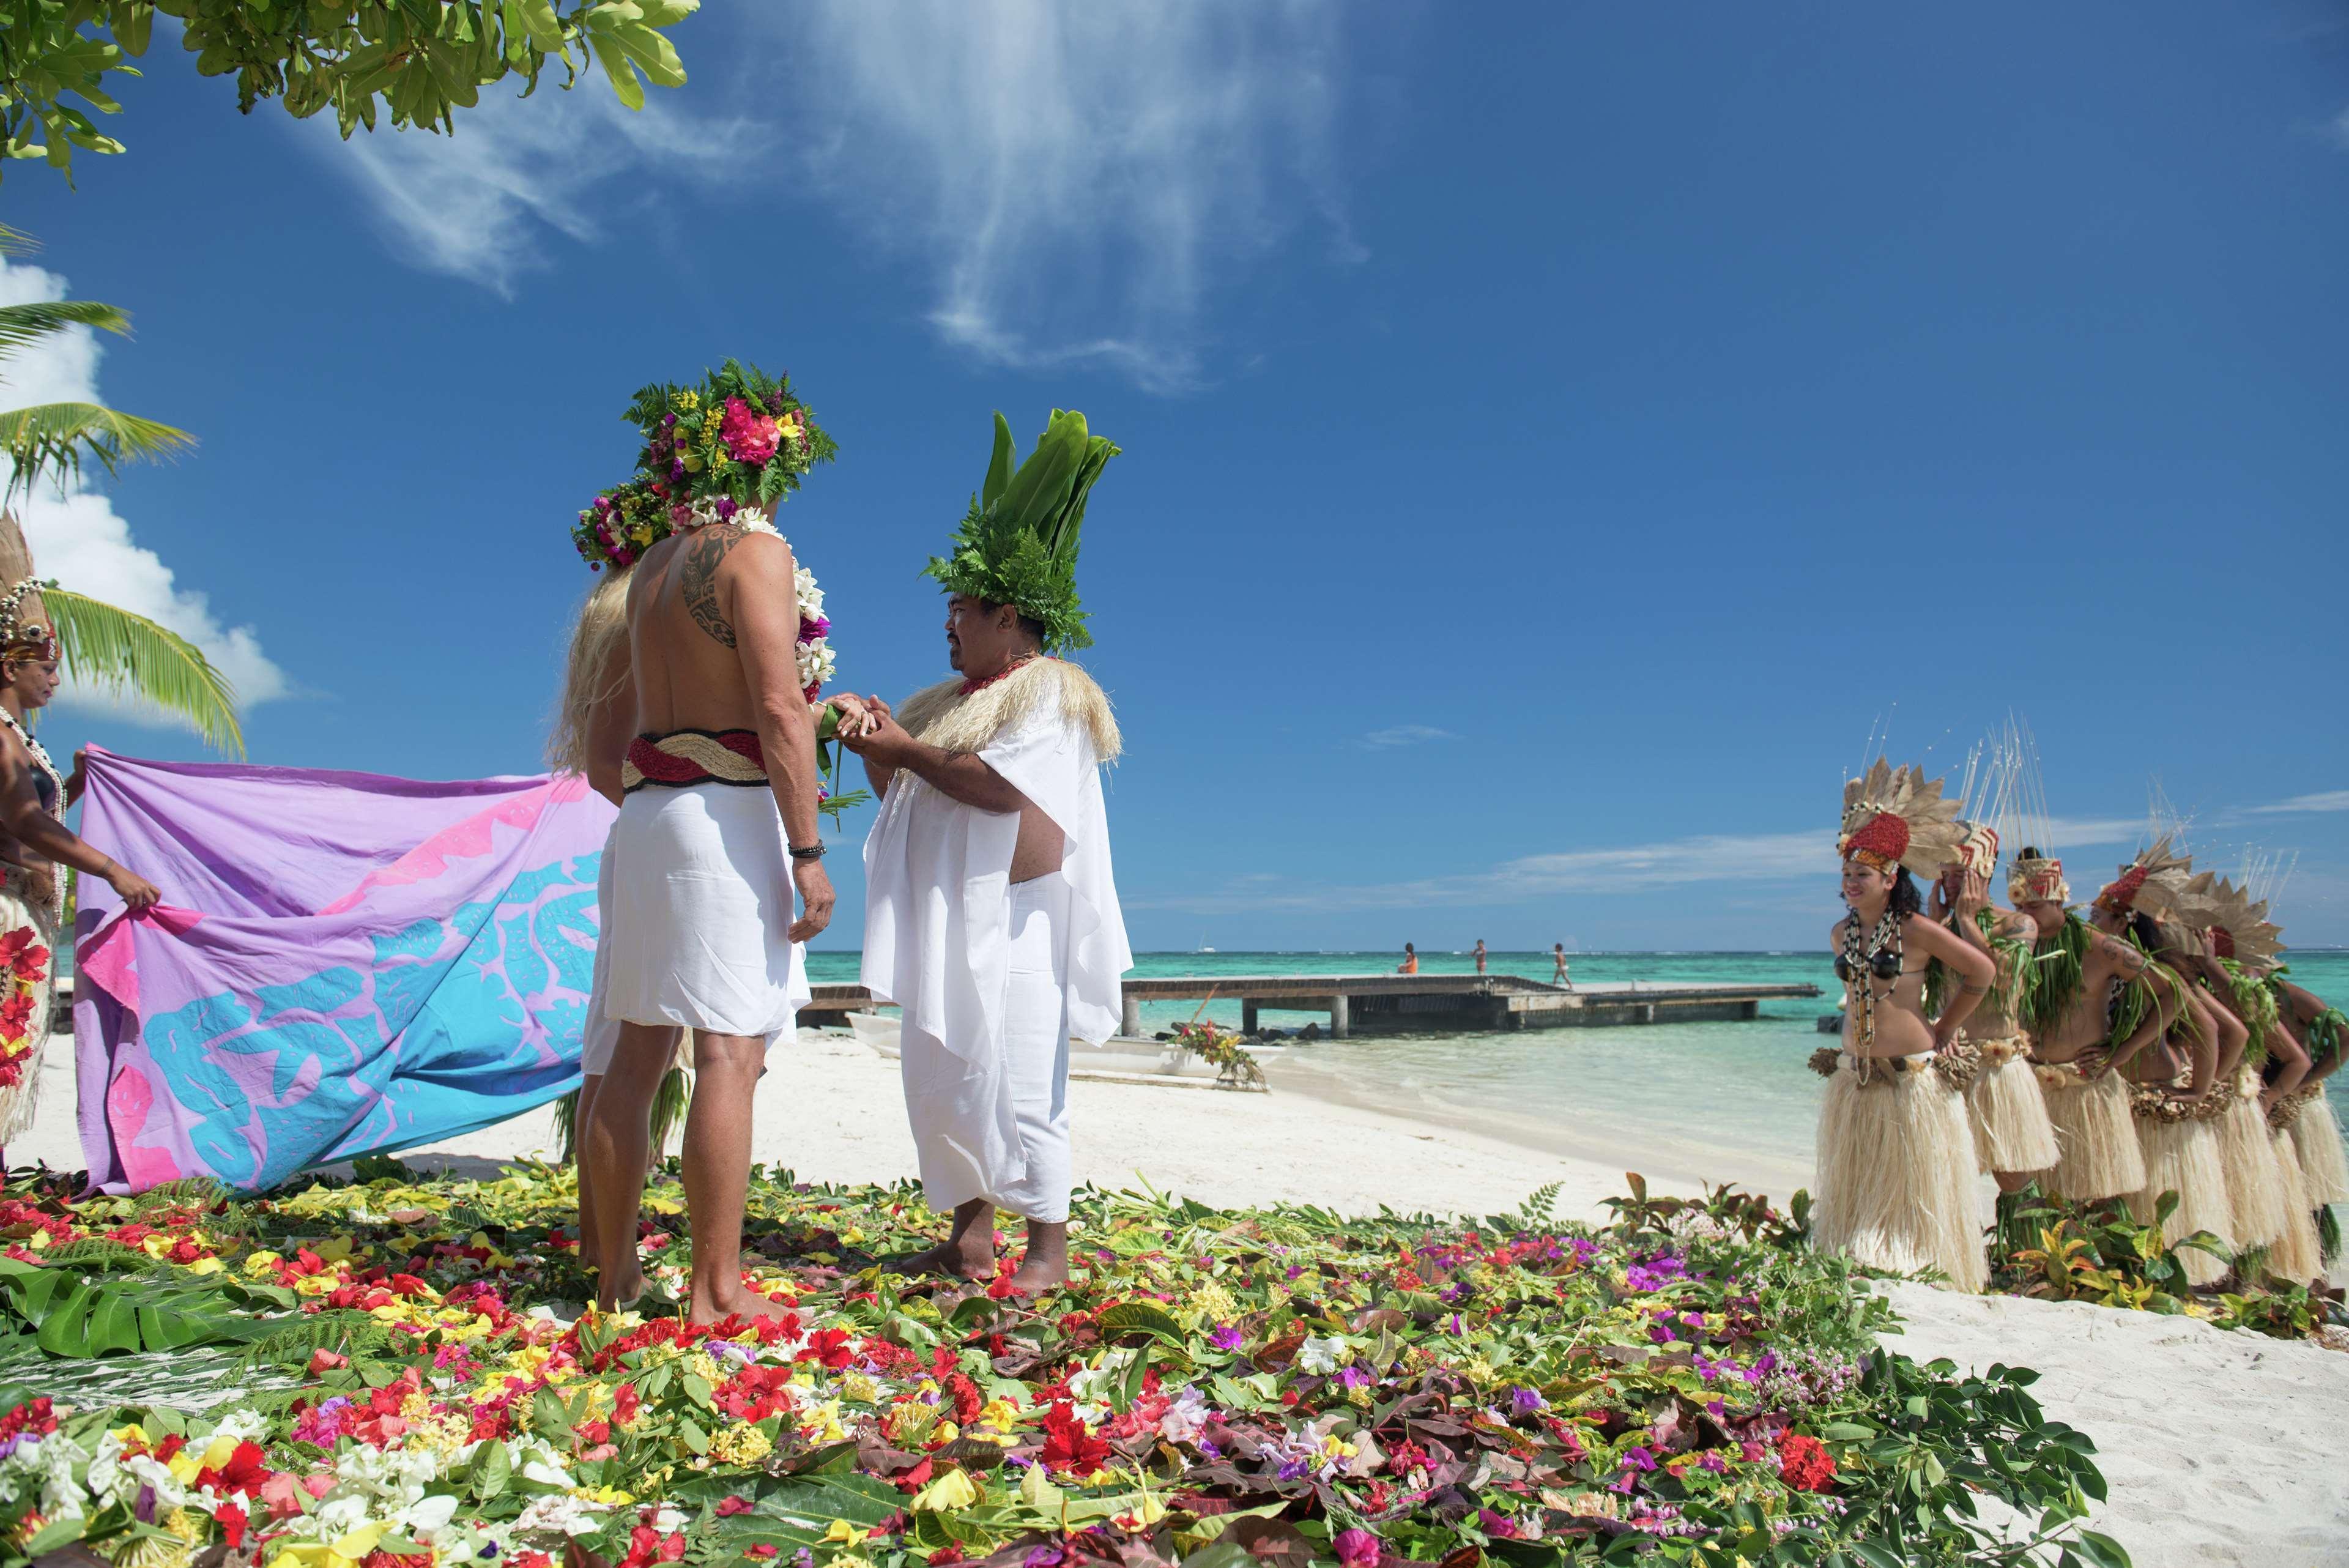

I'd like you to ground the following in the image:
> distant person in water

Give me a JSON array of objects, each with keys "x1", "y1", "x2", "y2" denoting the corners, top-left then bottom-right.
[
  {"x1": 1397, "y1": 943, "x2": 1418, "y2": 975},
  {"x1": 1553, "y1": 945, "x2": 1572, "y2": 987},
  {"x1": 1473, "y1": 939, "x2": 1488, "y2": 975}
]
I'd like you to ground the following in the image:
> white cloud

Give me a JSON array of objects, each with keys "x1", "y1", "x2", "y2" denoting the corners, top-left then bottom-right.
[
  {"x1": 2331, "y1": 106, "x2": 2349, "y2": 152},
  {"x1": 1359, "y1": 724, "x2": 1455, "y2": 748},
  {"x1": 784, "y1": 0, "x2": 1353, "y2": 389},
  {"x1": 2238, "y1": 790, "x2": 2349, "y2": 817},
  {"x1": 306, "y1": 83, "x2": 757, "y2": 298},
  {"x1": 0, "y1": 256, "x2": 291, "y2": 725}
]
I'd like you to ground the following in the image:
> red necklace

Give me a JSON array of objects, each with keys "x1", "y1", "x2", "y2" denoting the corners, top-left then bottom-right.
[{"x1": 959, "y1": 654, "x2": 1050, "y2": 697}]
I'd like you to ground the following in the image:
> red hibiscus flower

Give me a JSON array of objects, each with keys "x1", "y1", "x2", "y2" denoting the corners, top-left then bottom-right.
[
  {"x1": 194, "y1": 1440, "x2": 271, "y2": 1496},
  {"x1": 1039, "y1": 1402, "x2": 1110, "y2": 1475}
]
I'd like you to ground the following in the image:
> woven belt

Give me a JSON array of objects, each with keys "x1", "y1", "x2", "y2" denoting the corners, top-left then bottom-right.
[{"x1": 622, "y1": 729, "x2": 768, "y2": 794}]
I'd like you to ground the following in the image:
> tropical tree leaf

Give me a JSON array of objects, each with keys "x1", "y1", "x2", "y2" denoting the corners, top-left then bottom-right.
[
  {"x1": 0, "y1": 399, "x2": 196, "y2": 500},
  {"x1": 0, "y1": 300, "x2": 133, "y2": 365},
  {"x1": 40, "y1": 586, "x2": 245, "y2": 756}
]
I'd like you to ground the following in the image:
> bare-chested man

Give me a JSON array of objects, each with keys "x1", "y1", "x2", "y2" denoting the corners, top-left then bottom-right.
[
  {"x1": 582, "y1": 510, "x2": 839, "y2": 1321},
  {"x1": 2008, "y1": 848, "x2": 2178, "y2": 1203}
]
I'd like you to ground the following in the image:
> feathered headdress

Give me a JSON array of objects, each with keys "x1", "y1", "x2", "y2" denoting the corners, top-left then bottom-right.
[
  {"x1": 924, "y1": 410, "x2": 1119, "y2": 654},
  {"x1": 1997, "y1": 718, "x2": 2069, "y2": 904},
  {"x1": 2201, "y1": 875, "x2": 2284, "y2": 972},
  {"x1": 2091, "y1": 834, "x2": 2195, "y2": 921},
  {"x1": 1838, "y1": 758, "x2": 1963, "y2": 879}
]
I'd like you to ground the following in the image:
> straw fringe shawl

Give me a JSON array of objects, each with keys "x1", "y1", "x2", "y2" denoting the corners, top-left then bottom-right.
[
  {"x1": 1965, "y1": 1044, "x2": 2060, "y2": 1174},
  {"x1": 897, "y1": 657, "x2": 1121, "y2": 762},
  {"x1": 2031, "y1": 1072, "x2": 2148, "y2": 1202},
  {"x1": 2126, "y1": 1114, "x2": 2235, "y2": 1288},
  {"x1": 1839, "y1": 758, "x2": 1964, "y2": 880},
  {"x1": 1813, "y1": 1063, "x2": 1987, "y2": 1291},
  {"x1": 2265, "y1": 1126, "x2": 2325, "y2": 1284},
  {"x1": 2291, "y1": 1085, "x2": 2349, "y2": 1205},
  {"x1": 2218, "y1": 1080, "x2": 2295, "y2": 1247}
]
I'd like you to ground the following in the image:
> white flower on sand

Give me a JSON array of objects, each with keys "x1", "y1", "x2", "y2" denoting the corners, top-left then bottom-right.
[
  {"x1": 207, "y1": 1409, "x2": 271, "y2": 1444},
  {"x1": 514, "y1": 1491, "x2": 609, "y2": 1538},
  {"x1": 1297, "y1": 1337, "x2": 1348, "y2": 1376}
]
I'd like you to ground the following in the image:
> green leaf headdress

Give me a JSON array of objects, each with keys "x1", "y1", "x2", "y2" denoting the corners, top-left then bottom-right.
[{"x1": 922, "y1": 409, "x2": 1118, "y2": 654}]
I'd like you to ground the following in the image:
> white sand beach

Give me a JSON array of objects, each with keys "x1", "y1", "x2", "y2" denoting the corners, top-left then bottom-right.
[{"x1": 19, "y1": 1033, "x2": 2349, "y2": 1567}]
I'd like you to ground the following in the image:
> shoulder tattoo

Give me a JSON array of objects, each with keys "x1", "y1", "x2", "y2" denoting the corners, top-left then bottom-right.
[{"x1": 680, "y1": 528, "x2": 741, "y2": 648}]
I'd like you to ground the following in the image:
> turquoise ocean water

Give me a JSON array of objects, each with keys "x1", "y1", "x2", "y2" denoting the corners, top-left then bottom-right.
[{"x1": 807, "y1": 948, "x2": 2349, "y2": 1189}]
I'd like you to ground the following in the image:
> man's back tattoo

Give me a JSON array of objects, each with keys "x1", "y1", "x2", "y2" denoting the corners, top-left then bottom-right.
[{"x1": 681, "y1": 528, "x2": 740, "y2": 648}]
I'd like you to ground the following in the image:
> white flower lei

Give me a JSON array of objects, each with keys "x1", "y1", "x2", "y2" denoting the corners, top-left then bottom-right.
[{"x1": 671, "y1": 502, "x2": 837, "y2": 697}]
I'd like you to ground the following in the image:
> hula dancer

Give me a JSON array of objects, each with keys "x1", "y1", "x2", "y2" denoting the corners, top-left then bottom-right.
[
  {"x1": 0, "y1": 579, "x2": 161, "y2": 1149},
  {"x1": 845, "y1": 411, "x2": 1130, "y2": 1293},
  {"x1": 2007, "y1": 842, "x2": 2172, "y2": 1203},
  {"x1": 1812, "y1": 760, "x2": 1993, "y2": 1292},
  {"x1": 2085, "y1": 844, "x2": 2234, "y2": 1286},
  {"x1": 1928, "y1": 817, "x2": 2058, "y2": 1189}
]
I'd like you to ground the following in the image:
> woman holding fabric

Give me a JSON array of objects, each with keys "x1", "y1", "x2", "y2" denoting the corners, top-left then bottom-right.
[{"x1": 0, "y1": 579, "x2": 160, "y2": 1151}]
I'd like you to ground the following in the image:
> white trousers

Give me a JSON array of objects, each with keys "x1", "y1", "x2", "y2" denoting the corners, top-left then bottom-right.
[{"x1": 902, "y1": 872, "x2": 1073, "y2": 1223}]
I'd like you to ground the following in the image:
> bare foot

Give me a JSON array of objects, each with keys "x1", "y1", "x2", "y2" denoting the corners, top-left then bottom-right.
[
  {"x1": 1004, "y1": 1253, "x2": 1069, "y2": 1295},
  {"x1": 688, "y1": 1283, "x2": 801, "y2": 1328},
  {"x1": 896, "y1": 1236, "x2": 996, "y2": 1281},
  {"x1": 596, "y1": 1263, "x2": 646, "y2": 1312}
]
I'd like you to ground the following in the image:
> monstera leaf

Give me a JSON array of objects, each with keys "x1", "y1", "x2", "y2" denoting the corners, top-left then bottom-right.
[{"x1": 0, "y1": 1256, "x2": 289, "y2": 1358}]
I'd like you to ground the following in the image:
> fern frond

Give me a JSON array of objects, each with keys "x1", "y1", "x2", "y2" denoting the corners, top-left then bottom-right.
[
  {"x1": 41, "y1": 587, "x2": 245, "y2": 756},
  {"x1": 225, "y1": 1310, "x2": 396, "y2": 1374},
  {"x1": 39, "y1": 1238, "x2": 168, "y2": 1272}
]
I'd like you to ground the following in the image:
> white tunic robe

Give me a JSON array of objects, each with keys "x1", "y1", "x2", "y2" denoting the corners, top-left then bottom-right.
[{"x1": 860, "y1": 662, "x2": 1129, "y2": 1217}]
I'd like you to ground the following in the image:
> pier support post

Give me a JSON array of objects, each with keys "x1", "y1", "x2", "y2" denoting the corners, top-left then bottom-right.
[
  {"x1": 1121, "y1": 993, "x2": 1142, "y2": 1038},
  {"x1": 1330, "y1": 995, "x2": 1350, "y2": 1039},
  {"x1": 1241, "y1": 1000, "x2": 1259, "y2": 1035}
]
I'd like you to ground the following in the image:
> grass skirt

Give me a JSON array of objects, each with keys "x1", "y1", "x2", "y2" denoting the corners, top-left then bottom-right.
[
  {"x1": 1965, "y1": 1039, "x2": 2058, "y2": 1174},
  {"x1": 2265, "y1": 1125, "x2": 2324, "y2": 1286},
  {"x1": 2290, "y1": 1085, "x2": 2349, "y2": 1206},
  {"x1": 2218, "y1": 1085, "x2": 2293, "y2": 1248},
  {"x1": 2030, "y1": 1066, "x2": 2146, "y2": 1203},
  {"x1": 0, "y1": 871, "x2": 58, "y2": 1148},
  {"x1": 1812, "y1": 1057, "x2": 1986, "y2": 1292},
  {"x1": 2126, "y1": 1109, "x2": 2235, "y2": 1288}
]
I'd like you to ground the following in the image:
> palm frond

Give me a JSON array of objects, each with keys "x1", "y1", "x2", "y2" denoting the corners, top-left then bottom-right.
[
  {"x1": 40, "y1": 587, "x2": 245, "y2": 756},
  {"x1": 0, "y1": 400, "x2": 196, "y2": 500},
  {"x1": 0, "y1": 301, "x2": 132, "y2": 365},
  {"x1": 0, "y1": 226, "x2": 31, "y2": 258}
]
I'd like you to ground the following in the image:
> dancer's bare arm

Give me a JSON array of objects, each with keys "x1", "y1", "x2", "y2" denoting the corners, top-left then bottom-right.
[
  {"x1": 2280, "y1": 983, "x2": 2345, "y2": 1088},
  {"x1": 1907, "y1": 915, "x2": 1995, "y2": 1046},
  {"x1": 0, "y1": 734, "x2": 157, "y2": 908},
  {"x1": 2262, "y1": 1014, "x2": 2312, "y2": 1109},
  {"x1": 726, "y1": 535, "x2": 833, "y2": 941},
  {"x1": 2174, "y1": 988, "x2": 2219, "y2": 1101},
  {"x1": 2203, "y1": 987, "x2": 2247, "y2": 1088}
]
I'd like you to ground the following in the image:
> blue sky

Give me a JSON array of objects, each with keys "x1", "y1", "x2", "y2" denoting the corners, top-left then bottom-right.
[{"x1": 6, "y1": 1, "x2": 2347, "y2": 953}]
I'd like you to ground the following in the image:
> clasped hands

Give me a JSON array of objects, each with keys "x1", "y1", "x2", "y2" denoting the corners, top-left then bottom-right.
[{"x1": 824, "y1": 694, "x2": 913, "y2": 766}]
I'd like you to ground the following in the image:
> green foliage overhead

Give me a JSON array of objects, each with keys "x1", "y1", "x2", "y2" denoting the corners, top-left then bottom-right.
[
  {"x1": 924, "y1": 409, "x2": 1119, "y2": 654},
  {"x1": 0, "y1": 0, "x2": 700, "y2": 184},
  {"x1": 0, "y1": 297, "x2": 195, "y2": 502},
  {"x1": 42, "y1": 585, "x2": 245, "y2": 755}
]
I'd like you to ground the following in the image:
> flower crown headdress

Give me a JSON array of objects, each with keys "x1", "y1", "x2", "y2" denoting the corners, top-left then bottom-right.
[
  {"x1": 924, "y1": 409, "x2": 1119, "y2": 655},
  {"x1": 622, "y1": 359, "x2": 836, "y2": 512},
  {"x1": 1837, "y1": 758, "x2": 1963, "y2": 879},
  {"x1": 0, "y1": 578, "x2": 58, "y2": 664}
]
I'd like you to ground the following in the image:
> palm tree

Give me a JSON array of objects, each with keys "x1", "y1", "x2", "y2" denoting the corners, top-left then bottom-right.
[{"x1": 0, "y1": 227, "x2": 243, "y2": 754}]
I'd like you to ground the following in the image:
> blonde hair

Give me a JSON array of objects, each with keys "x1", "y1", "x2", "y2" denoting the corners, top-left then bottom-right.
[{"x1": 546, "y1": 571, "x2": 632, "y2": 775}]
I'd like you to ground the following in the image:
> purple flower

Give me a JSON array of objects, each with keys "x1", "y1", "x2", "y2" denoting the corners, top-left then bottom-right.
[
  {"x1": 1699, "y1": 1451, "x2": 1727, "y2": 1474},
  {"x1": 1648, "y1": 1322, "x2": 1677, "y2": 1345},
  {"x1": 1704, "y1": 1399, "x2": 1726, "y2": 1418},
  {"x1": 716, "y1": 496, "x2": 739, "y2": 520},
  {"x1": 1208, "y1": 1324, "x2": 1245, "y2": 1351},
  {"x1": 1620, "y1": 1446, "x2": 1658, "y2": 1473},
  {"x1": 1509, "y1": 1386, "x2": 1546, "y2": 1416},
  {"x1": 1337, "y1": 1366, "x2": 1373, "y2": 1391},
  {"x1": 1023, "y1": 1550, "x2": 1064, "y2": 1568},
  {"x1": 1285, "y1": 1265, "x2": 1305, "y2": 1280}
]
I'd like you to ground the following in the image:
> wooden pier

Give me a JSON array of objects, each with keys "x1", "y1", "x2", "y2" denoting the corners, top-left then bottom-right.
[{"x1": 801, "y1": 974, "x2": 1818, "y2": 1038}]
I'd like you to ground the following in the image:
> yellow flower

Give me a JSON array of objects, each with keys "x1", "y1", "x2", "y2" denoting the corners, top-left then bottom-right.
[
  {"x1": 243, "y1": 1250, "x2": 283, "y2": 1277},
  {"x1": 674, "y1": 391, "x2": 700, "y2": 412},
  {"x1": 908, "y1": 1468, "x2": 979, "y2": 1513},
  {"x1": 182, "y1": 1257, "x2": 223, "y2": 1276},
  {"x1": 800, "y1": 1401, "x2": 847, "y2": 1445},
  {"x1": 882, "y1": 1403, "x2": 938, "y2": 1446},
  {"x1": 837, "y1": 1372, "x2": 882, "y2": 1405},
  {"x1": 576, "y1": 1485, "x2": 634, "y2": 1506},
  {"x1": 686, "y1": 1351, "x2": 724, "y2": 1386},
  {"x1": 291, "y1": 1273, "x2": 338, "y2": 1298},
  {"x1": 975, "y1": 1399, "x2": 1021, "y2": 1436},
  {"x1": 710, "y1": 1423, "x2": 773, "y2": 1466},
  {"x1": 267, "y1": 1521, "x2": 387, "y2": 1568},
  {"x1": 822, "y1": 1521, "x2": 867, "y2": 1547}
]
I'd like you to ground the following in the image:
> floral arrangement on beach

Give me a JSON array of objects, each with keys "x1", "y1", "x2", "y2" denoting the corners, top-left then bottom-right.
[
  {"x1": 0, "y1": 1165, "x2": 2130, "y2": 1568},
  {"x1": 1166, "y1": 1021, "x2": 1266, "y2": 1092}
]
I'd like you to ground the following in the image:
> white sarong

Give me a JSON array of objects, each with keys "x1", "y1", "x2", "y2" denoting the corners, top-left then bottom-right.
[
  {"x1": 900, "y1": 871, "x2": 1075, "y2": 1221},
  {"x1": 604, "y1": 782, "x2": 809, "y2": 1043}
]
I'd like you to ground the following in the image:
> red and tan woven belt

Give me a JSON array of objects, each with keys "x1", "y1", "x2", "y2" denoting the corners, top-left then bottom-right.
[{"x1": 622, "y1": 729, "x2": 768, "y2": 794}]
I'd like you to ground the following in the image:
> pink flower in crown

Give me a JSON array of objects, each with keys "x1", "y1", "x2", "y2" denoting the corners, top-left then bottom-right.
[
  {"x1": 719, "y1": 396, "x2": 782, "y2": 466},
  {"x1": 670, "y1": 503, "x2": 694, "y2": 529}
]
